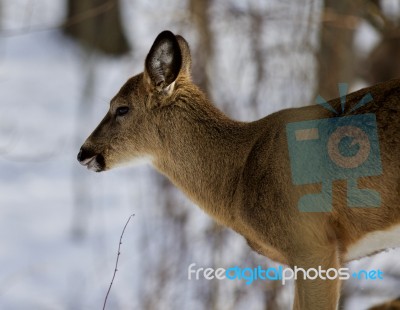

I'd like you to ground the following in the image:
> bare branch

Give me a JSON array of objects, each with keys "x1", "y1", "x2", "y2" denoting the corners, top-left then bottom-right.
[{"x1": 103, "y1": 213, "x2": 135, "y2": 310}]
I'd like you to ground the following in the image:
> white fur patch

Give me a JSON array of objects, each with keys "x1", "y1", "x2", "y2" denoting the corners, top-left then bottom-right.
[
  {"x1": 345, "y1": 224, "x2": 400, "y2": 261},
  {"x1": 118, "y1": 156, "x2": 154, "y2": 168}
]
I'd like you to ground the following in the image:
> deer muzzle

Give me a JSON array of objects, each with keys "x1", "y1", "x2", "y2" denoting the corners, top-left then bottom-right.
[{"x1": 77, "y1": 147, "x2": 105, "y2": 172}]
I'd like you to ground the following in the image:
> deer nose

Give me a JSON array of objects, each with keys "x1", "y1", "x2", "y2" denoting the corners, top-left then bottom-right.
[
  {"x1": 77, "y1": 148, "x2": 83, "y2": 162},
  {"x1": 77, "y1": 147, "x2": 96, "y2": 164}
]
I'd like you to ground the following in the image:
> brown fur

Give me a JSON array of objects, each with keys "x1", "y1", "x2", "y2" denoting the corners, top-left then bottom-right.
[{"x1": 78, "y1": 31, "x2": 400, "y2": 310}]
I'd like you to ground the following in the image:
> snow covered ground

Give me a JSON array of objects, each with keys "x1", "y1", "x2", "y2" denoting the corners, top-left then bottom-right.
[{"x1": 0, "y1": 1, "x2": 153, "y2": 309}]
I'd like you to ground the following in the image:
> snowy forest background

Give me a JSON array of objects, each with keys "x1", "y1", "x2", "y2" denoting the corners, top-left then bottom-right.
[{"x1": 0, "y1": 0, "x2": 400, "y2": 309}]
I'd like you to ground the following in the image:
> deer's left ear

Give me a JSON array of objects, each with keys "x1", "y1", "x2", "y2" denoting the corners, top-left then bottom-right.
[{"x1": 145, "y1": 30, "x2": 182, "y2": 95}]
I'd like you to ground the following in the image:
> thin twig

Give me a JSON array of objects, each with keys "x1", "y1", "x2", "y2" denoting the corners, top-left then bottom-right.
[{"x1": 103, "y1": 213, "x2": 135, "y2": 310}]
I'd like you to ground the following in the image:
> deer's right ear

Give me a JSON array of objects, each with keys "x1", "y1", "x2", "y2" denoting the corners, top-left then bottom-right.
[{"x1": 145, "y1": 30, "x2": 182, "y2": 94}]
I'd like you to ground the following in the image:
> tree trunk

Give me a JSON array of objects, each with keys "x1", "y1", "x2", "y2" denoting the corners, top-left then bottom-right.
[
  {"x1": 64, "y1": 0, "x2": 130, "y2": 56},
  {"x1": 362, "y1": 0, "x2": 400, "y2": 85},
  {"x1": 189, "y1": 0, "x2": 213, "y2": 95},
  {"x1": 316, "y1": 0, "x2": 362, "y2": 100}
]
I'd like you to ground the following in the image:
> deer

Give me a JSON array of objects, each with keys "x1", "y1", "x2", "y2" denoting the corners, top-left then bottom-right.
[{"x1": 77, "y1": 30, "x2": 400, "y2": 309}]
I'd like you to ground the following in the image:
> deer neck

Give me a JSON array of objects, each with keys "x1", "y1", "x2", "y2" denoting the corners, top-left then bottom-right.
[{"x1": 152, "y1": 99, "x2": 251, "y2": 224}]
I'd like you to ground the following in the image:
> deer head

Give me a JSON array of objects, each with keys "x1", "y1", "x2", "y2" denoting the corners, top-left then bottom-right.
[{"x1": 77, "y1": 30, "x2": 193, "y2": 171}]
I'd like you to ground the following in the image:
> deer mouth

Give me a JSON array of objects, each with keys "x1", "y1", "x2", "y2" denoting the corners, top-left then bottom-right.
[
  {"x1": 81, "y1": 156, "x2": 99, "y2": 171},
  {"x1": 77, "y1": 149, "x2": 105, "y2": 172}
]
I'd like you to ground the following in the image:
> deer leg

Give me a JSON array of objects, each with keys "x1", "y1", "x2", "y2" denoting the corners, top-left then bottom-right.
[{"x1": 292, "y1": 246, "x2": 342, "y2": 310}]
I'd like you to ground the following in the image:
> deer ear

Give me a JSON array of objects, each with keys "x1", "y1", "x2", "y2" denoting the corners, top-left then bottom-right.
[
  {"x1": 145, "y1": 30, "x2": 182, "y2": 93},
  {"x1": 176, "y1": 35, "x2": 192, "y2": 77}
]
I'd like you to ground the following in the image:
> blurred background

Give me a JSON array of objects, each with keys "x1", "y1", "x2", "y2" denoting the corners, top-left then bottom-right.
[{"x1": 0, "y1": 0, "x2": 400, "y2": 309}]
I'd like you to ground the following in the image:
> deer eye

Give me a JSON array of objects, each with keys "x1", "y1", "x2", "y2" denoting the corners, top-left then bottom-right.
[{"x1": 116, "y1": 106, "x2": 129, "y2": 116}]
